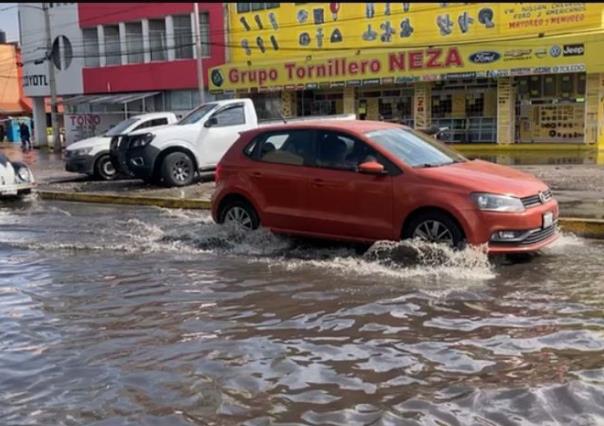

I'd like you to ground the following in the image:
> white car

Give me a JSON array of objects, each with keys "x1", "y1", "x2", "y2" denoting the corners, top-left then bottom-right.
[
  {"x1": 64, "y1": 112, "x2": 178, "y2": 180},
  {"x1": 0, "y1": 153, "x2": 35, "y2": 198},
  {"x1": 110, "y1": 98, "x2": 355, "y2": 187}
]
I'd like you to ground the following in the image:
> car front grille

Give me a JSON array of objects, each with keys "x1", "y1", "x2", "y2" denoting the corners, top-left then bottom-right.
[
  {"x1": 521, "y1": 189, "x2": 553, "y2": 208},
  {"x1": 519, "y1": 223, "x2": 557, "y2": 245}
]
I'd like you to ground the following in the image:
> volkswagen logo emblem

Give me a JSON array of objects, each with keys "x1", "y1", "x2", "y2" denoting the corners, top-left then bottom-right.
[
  {"x1": 550, "y1": 45, "x2": 562, "y2": 58},
  {"x1": 538, "y1": 191, "x2": 547, "y2": 203}
]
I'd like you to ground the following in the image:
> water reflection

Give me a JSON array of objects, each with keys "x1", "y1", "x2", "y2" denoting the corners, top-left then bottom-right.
[{"x1": 1, "y1": 201, "x2": 604, "y2": 425}]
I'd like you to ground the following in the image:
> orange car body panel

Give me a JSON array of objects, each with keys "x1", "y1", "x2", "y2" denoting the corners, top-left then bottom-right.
[{"x1": 212, "y1": 121, "x2": 559, "y2": 254}]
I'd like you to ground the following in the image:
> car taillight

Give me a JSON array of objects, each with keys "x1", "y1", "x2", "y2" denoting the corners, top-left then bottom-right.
[{"x1": 215, "y1": 162, "x2": 223, "y2": 182}]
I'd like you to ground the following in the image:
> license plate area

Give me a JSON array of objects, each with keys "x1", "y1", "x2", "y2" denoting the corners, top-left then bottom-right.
[{"x1": 543, "y1": 212, "x2": 553, "y2": 228}]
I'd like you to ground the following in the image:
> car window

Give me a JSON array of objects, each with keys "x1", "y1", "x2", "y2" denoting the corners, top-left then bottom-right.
[
  {"x1": 212, "y1": 105, "x2": 245, "y2": 127},
  {"x1": 150, "y1": 118, "x2": 168, "y2": 127},
  {"x1": 178, "y1": 103, "x2": 217, "y2": 125},
  {"x1": 315, "y1": 131, "x2": 381, "y2": 171},
  {"x1": 132, "y1": 120, "x2": 154, "y2": 131},
  {"x1": 366, "y1": 127, "x2": 466, "y2": 168},
  {"x1": 104, "y1": 117, "x2": 140, "y2": 136},
  {"x1": 257, "y1": 130, "x2": 314, "y2": 166}
]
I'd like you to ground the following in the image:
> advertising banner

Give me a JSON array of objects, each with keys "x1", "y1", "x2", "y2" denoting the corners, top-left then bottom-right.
[
  {"x1": 227, "y1": 3, "x2": 602, "y2": 63},
  {"x1": 210, "y1": 32, "x2": 599, "y2": 92}
]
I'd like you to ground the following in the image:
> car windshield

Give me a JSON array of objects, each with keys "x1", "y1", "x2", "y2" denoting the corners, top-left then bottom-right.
[
  {"x1": 177, "y1": 103, "x2": 217, "y2": 125},
  {"x1": 366, "y1": 127, "x2": 467, "y2": 168},
  {"x1": 104, "y1": 118, "x2": 140, "y2": 136}
]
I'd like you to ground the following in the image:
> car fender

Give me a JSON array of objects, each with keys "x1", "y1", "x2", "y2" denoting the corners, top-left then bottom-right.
[
  {"x1": 150, "y1": 139, "x2": 202, "y2": 169},
  {"x1": 212, "y1": 183, "x2": 263, "y2": 223},
  {"x1": 398, "y1": 190, "x2": 476, "y2": 239}
]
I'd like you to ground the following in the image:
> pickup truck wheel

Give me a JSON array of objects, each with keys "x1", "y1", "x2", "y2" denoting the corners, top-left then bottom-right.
[
  {"x1": 161, "y1": 152, "x2": 194, "y2": 187},
  {"x1": 95, "y1": 154, "x2": 118, "y2": 181},
  {"x1": 219, "y1": 200, "x2": 259, "y2": 231}
]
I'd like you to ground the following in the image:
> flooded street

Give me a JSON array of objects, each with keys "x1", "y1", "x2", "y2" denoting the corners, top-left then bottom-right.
[{"x1": 1, "y1": 199, "x2": 604, "y2": 425}]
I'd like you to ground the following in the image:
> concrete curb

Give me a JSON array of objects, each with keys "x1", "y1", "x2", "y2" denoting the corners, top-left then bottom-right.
[
  {"x1": 557, "y1": 218, "x2": 604, "y2": 239},
  {"x1": 37, "y1": 190, "x2": 604, "y2": 239},
  {"x1": 37, "y1": 190, "x2": 211, "y2": 210}
]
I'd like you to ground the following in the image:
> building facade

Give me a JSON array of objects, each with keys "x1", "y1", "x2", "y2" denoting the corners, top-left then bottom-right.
[
  {"x1": 18, "y1": 2, "x2": 226, "y2": 145},
  {"x1": 209, "y1": 3, "x2": 604, "y2": 149}
]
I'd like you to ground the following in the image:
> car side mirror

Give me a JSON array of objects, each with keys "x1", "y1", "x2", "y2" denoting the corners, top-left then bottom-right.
[
  {"x1": 358, "y1": 161, "x2": 386, "y2": 175},
  {"x1": 204, "y1": 117, "x2": 218, "y2": 128}
]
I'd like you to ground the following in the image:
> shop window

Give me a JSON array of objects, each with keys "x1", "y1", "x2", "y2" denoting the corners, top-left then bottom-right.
[
  {"x1": 173, "y1": 15, "x2": 193, "y2": 59},
  {"x1": 82, "y1": 27, "x2": 99, "y2": 68},
  {"x1": 431, "y1": 94, "x2": 452, "y2": 118},
  {"x1": 465, "y1": 93, "x2": 484, "y2": 117},
  {"x1": 149, "y1": 19, "x2": 166, "y2": 61},
  {"x1": 242, "y1": 3, "x2": 279, "y2": 12},
  {"x1": 543, "y1": 76, "x2": 556, "y2": 98},
  {"x1": 577, "y1": 74, "x2": 586, "y2": 95},
  {"x1": 517, "y1": 78, "x2": 529, "y2": 97},
  {"x1": 103, "y1": 25, "x2": 121, "y2": 66},
  {"x1": 529, "y1": 76, "x2": 541, "y2": 97},
  {"x1": 559, "y1": 74, "x2": 574, "y2": 98},
  {"x1": 198, "y1": 12, "x2": 210, "y2": 57},
  {"x1": 379, "y1": 100, "x2": 393, "y2": 119},
  {"x1": 237, "y1": 3, "x2": 251, "y2": 13},
  {"x1": 125, "y1": 21, "x2": 144, "y2": 64}
]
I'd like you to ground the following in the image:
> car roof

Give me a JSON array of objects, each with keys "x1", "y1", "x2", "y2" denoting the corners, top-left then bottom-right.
[{"x1": 243, "y1": 120, "x2": 409, "y2": 137}]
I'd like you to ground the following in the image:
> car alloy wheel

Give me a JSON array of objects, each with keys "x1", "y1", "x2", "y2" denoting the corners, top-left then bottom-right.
[
  {"x1": 172, "y1": 159, "x2": 191, "y2": 183},
  {"x1": 412, "y1": 220, "x2": 454, "y2": 245},
  {"x1": 224, "y1": 206, "x2": 254, "y2": 230},
  {"x1": 101, "y1": 159, "x2": 116, "y2": 178},
  {"x1": 96, "y1": 154, "x2": 118, "y2": 180}
]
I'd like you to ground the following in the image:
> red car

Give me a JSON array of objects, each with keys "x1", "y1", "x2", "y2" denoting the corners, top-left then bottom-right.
[{"x1": 211, "y1": 121, "x2": 559, "y2": 254}]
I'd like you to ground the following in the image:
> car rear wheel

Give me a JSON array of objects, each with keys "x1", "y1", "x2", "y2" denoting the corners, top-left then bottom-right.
[
  {"x1": 403, "y1": 211, "x2": 464, "y2": 248},
  {"x1": 219, "y1": 199, "x2": 259, "y2": 231},
  {"x1": 161, "y1": 152, "x2": 195, "y2": 187},
  {"x1": 95, "y1": 154, "x2": 118, "y2": 180}
]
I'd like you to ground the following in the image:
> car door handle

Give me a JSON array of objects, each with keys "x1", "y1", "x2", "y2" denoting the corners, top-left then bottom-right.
[
  {"x1": 252, "y1": 172, "x2": 262, "y2": 178},
  {"x1": 312, "y1": 178, "x2": 325, "y2": 187}
]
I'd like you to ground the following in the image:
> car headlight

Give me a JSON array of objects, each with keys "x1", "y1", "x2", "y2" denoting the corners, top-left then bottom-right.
[
  {"x1": 129, "y1": 133, "x2": 155, "y2": 149},
  {"x1": 471, "y1": 193, "x2": 525, "y2": 213},
  {"x1": 16, "y1": 166, "x2": 32, "y2": 183},
  {"x1": 70, "y1": 147, "x2": 93, "y2": 157}
]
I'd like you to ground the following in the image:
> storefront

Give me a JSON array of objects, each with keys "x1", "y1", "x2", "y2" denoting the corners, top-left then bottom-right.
[{"x1": 212, "y1": 3, "x2": 604, "y2": 147}]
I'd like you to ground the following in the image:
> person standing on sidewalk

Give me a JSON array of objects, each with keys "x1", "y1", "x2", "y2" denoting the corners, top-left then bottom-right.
[{"x1": 20, "y1": 122, "x2": 31, "y2": 151}]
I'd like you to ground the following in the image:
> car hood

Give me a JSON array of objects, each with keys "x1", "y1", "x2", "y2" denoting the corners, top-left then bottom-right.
[
  {"x1": 66, "y1": 135, "x2": 110, "y2": 150},
  {"x1": 128, "y1": 123, "x2": 177, "y2": 137},
  {"x1": 416, "y1": 159, "x2": 549, "y2": 198}
]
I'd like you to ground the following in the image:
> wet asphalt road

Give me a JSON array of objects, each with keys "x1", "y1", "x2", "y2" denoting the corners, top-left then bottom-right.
[{"x1": 1, "y1": 198, "x2": 604, "y2": 425}]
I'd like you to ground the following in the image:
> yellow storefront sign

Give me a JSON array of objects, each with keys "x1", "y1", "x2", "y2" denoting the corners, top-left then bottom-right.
[
  {"x1": 226, "y1": 3, "x2": 603, "y2": 63},
  {"x1": 209, "y1": 32, "x2": 603, "y2": 92}
]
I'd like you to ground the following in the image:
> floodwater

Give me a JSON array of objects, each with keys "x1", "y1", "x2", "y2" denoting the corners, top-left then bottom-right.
[{"x1": 1, "y1": 199, "x2": 604, "y2": 426}]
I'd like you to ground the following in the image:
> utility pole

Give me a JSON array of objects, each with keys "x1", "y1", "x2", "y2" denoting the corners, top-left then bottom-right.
[
  {"x1": 43, "y1": 2, "x2": 61, "y2": 153},
  {"x1": 192, "y1": 2, "x2": 205, "y2": 105}
]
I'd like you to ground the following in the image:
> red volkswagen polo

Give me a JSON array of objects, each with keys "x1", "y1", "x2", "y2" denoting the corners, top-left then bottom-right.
[{"x1": 211, "y1": 121, "x2": 559, "y2": 254}]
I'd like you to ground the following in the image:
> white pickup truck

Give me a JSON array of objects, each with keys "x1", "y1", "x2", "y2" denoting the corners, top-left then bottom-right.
[
  {"x1": 110, "y1": 98, "x2": 355, "y2": 187},
  {"x1": 65, "y1": 112, "x2": 178, "y2": 180}
]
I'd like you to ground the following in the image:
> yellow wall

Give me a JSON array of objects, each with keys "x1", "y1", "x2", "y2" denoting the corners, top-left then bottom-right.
[{"x1": 227, "y1": 3, "x2": 603, "y2": 63}]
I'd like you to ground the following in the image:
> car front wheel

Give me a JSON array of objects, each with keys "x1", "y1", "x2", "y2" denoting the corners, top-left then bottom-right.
[
  {"x1": 95, "y1": 154, "x2": 118, "y2": 180},
  {"x1": 161, "y1": 152, "x2": 195, "y2": 187},
  {"x1": 403, "y1": 211, "x2": 464, "y2": 248}
]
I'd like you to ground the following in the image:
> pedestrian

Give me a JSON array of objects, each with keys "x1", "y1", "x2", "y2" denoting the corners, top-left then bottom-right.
[
  {"x1": 20, "y1": 122, "x2": 31, "y2": 151},
  {"x1": 0, "y1": 123, "x2": 4, "y2": 142}
]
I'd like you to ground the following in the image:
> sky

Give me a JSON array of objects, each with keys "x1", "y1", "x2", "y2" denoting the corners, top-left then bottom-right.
[{"x1": 0, "y1": 3, "x2": 19, "y2": 43}]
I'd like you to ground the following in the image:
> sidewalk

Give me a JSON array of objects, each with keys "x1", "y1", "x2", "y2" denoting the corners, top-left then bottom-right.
[{"x1": 3, "y1": 143, "x2": 604, "y2": 230}]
